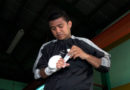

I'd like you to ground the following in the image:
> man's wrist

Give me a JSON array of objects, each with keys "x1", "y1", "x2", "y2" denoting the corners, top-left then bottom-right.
[
  {"x1": 44, "y1": 67, "x2": 57, "y2": 76},
  {"x1": 44, "y1": 67, "x2": 52, "y2": 76},
  {"x1": 84, "y1": 53, "x2": 89, "y2": 60}
]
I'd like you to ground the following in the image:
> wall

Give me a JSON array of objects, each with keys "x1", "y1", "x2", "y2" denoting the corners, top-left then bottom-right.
[
  {"x1": 93, "y1": 70, "x2": 102, "y2": 90},
  {"x1": 93, "y1": 39, "x2": 130, "y2": 89},
  {"x1": 109, "y1": 39, "x2": 130, "y2": 88},
  {"x1": 0, "y1": 78, "x2": 27, "y2": 90},
  {"x1": 92, "y1": 11, "x2": 130, "y2": 89}
]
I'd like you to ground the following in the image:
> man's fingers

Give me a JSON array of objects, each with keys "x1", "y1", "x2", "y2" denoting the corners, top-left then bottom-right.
[
  {"x1": 62, "y1": 63, "x2": 70, "y2": 68},
  {"x1": 70, "y1": 51, "x2": 79, "y2": 59},
  {"x1": 56, "y1": 59, "x2": 70, "y2": 69},
  {"x1": 71, "y1": 45, "x2": 77, "y2": 49},
  {"x1": 69, "y1": 45, "x2": 80, "y2": 58},
  {"x1": 73, "y1": 54, "x2": 79, "y2": 59},
  {"x1": 56, "y1": 63, "x2": 61, "y2": 69},
  {"x1": 59, "y1": 60, "x2": 64, "y2": 65},
  {"x1": 56, "y1": 60, "x2": 64, "y2": 69},
  {"x1": 65, "y1": 63, "x2": 70, "y2": 67},
  {"x1": 69, "y1": 49, "x2": 77, "y2": 55}
]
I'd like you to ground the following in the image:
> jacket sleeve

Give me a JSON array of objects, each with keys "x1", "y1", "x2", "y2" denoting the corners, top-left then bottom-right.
[
  {"x1": 85, "y1": 39, "x2": 111, "y2": 72},
  {"x1": 33, "y1": 43, "x2": 49, "y2": 79},
  {"x1": 76, "y1": 37, "x2": 111, "y2": 73}
]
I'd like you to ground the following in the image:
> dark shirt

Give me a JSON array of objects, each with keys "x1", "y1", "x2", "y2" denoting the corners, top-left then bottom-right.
[{"x1": 34, "y1": 36, "x2": 110, "y2": 90}]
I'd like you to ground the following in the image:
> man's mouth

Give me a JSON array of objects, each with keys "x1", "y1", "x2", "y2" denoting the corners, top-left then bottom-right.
[{"x1": 57, "y1": 34, "x2": 63, "y2": 37}]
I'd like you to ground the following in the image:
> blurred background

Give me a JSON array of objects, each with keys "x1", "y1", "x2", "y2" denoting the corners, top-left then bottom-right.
[{"x1": 0, "y1": 0, "x2": 129, "y2": 90}]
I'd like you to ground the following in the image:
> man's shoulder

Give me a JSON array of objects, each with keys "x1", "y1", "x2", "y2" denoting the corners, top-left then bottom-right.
[
  {"x1": 73, "y1": 35, "x2": 99, "y2": 48},
  {"x1": 72, "y1": 35, "x2": 91, "y2": 44},
  {"x1": 40, "y1": 39, "x2": 57, "y2": 50}
]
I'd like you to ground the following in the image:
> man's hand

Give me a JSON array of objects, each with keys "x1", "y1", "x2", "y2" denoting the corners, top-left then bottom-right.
[
  {"x1": 69, "y1": 45, "x2": 88, "y2": 60},
  {"x1": 56, "y1": 58, "x2": 70, "y2": 69},
  {"x1": 69, "y1": 45, "x2": 101, "y2": 68}
]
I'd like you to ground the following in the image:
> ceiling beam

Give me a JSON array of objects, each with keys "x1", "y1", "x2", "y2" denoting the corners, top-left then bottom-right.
[{"x1": 92, "y1": 11, "x2": 130, "y2": 49}]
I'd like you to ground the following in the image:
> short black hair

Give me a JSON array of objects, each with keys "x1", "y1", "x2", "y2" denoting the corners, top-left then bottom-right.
[{"x1": 48, "y1": 9, "x2": 70, "y2": 22}]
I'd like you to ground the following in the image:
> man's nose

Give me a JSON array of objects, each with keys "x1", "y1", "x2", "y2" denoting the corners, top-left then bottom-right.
[{"x1": 56, "y1": 27, "x2": 61, "y2": 33}]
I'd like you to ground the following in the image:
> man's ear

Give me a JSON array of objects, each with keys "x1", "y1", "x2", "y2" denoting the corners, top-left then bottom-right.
[{"x1": 68, "y1": 20, "x2": 72, "y2": 29}]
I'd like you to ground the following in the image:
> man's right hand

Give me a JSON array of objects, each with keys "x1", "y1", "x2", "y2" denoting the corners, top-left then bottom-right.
[
  {"x1": 44, "y1": 55, "x2": 70, "y2": 76},
  {"x1": 56, "y1": 58, "x2": 70, "y2": 69}
]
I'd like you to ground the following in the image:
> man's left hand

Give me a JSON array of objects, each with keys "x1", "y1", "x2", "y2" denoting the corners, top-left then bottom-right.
[{"x1": 69, "y1": 45, "x2": 88, "y2": 60}]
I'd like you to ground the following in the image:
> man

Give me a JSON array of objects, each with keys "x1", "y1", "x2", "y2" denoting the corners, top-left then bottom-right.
[{"x1": 33, "y1": 9, "x2": 110, "y2": 90}]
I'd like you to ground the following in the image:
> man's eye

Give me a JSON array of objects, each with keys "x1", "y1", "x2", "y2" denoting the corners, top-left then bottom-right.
[
  {"x1": 51, "y1": 27, "x2": 56, "y2": 30},
  {"x1": 59, "y1": 25, "x2": 63, "y2": 28}
]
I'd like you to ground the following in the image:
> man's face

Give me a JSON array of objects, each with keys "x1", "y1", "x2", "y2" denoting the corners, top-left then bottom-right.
[{"x1": 49, "y1": 17, "x2": 72, "y2": 40}]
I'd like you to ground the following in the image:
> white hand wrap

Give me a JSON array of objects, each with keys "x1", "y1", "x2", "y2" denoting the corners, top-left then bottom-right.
[
  {"x1": 34, "y1": 69, "x2": 41, "y2": 79},
  {"x1": 44, "y1": 55, "x2": 61, "y2": 76},
  {"x1": 45, "y1": 49, "x2": 71, "y2": 76}
]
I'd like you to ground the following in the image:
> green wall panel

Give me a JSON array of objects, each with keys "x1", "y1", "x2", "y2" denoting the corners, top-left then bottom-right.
[
  {"x1": 0, "y1": 78, "x2": 27, "y2": 90},
  {"x1": 109, "y1": 39, "x2": 130, "y2": 88}
]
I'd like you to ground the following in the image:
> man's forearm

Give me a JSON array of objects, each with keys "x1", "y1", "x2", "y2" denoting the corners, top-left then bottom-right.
[{"x1": 85, "y1": 53, "x2": 101, "y2": 68}]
